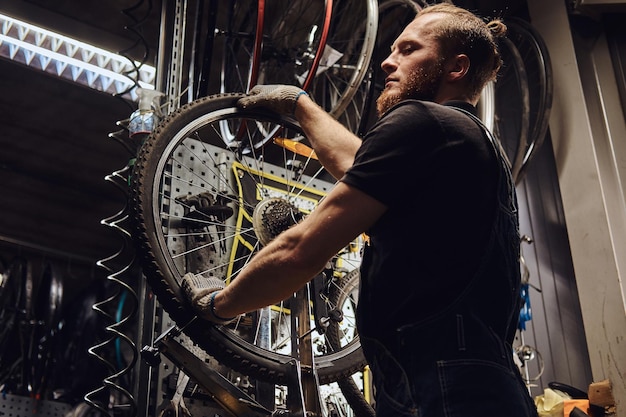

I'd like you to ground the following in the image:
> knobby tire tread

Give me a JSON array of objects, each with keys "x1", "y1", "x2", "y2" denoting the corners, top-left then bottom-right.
[{"x1": 131, "y1": 93, "x2": 367, "y2": 385}]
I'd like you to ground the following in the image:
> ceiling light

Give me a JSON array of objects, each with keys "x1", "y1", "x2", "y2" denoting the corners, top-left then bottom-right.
[{"x1": 0, "y1": 13, "x2": 155, "y2": 98}]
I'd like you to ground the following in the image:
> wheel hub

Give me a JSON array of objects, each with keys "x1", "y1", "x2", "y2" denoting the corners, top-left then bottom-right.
[{"x1": 252, "y1": 198, "x2": 303, "y2": 246}]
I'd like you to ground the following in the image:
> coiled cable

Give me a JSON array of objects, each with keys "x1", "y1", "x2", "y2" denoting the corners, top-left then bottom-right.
[
  {"x1": 83, "y1": 1, "x2": 155, "y2": 416},
  {"x1": 83, "y1": 164, "x2": 139, "y2": 417}
]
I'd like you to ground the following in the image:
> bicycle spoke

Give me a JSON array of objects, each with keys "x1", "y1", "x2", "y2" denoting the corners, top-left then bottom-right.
[{"x1": 131, "y1": 94, "x2": 367, "y2": 385}]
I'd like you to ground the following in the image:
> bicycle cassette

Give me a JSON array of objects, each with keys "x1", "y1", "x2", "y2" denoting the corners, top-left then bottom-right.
[{"x1": 252, "y1": 198, "x2": 304, "y2": 246}]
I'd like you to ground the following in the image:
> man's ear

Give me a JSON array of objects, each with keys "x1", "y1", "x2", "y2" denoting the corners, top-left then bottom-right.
[{"x1": 445, "y1": 54, "x2": 470, "y2": 82}]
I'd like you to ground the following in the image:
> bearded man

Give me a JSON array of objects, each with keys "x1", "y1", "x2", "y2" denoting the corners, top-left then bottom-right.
[{"x1": 182, "y1": 4, "x2": 539, "y2": 416}]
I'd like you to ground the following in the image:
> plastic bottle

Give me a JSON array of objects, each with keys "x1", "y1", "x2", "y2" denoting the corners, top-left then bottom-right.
[{"x1": 128, "y1": 88, "x2": 164, "y2": 138}]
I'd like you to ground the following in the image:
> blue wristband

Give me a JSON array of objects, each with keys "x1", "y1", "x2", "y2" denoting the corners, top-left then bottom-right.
[
  {"x1": 292, "y1": 90, "x2": 309, "y2": 114},
  {"x1": 209, "y1": 291, "x2": 236, "y2": 323}
]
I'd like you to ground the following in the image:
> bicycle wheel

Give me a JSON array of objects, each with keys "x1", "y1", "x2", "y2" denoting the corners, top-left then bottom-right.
[
  {"x1": 218, "y1": 0, "x2": 377, "y2": 133},
  {"x1": 494, "y1": 18, "x2": 552, "y2": 183},
  {"x1": 494, "y1": 35, "x2": 530, "y2": 181},
  {"x1": 360, "y1": 0, "x2": 496, "y2": 134},
  {"x1": 0, "y1": 257, "x2": 21, "y2": 380},
  {"x1": 30, "y1": 263, "x2": 63, "y2": 398},
  {"x1": 0, "y1": 257, "x2": 32, "y2": 394},
  {"x1": 504, "y1": 18, "x2": 553, "y2": 182},
  {"x1": 359, "y1": 0, "x2": 424, "y2": 133},
  {"x1": 131, "y1": 93, "x2": 367, "y2": 385},
  {"x1": 327, "y1": 269, "x2": 375, "y2": 417},
  {"x1": 306, "y1": 0, "x2": 378, "y2": 134},
  {"x1": 218, "y1": 0, "x2": 258, "y2": 94}
]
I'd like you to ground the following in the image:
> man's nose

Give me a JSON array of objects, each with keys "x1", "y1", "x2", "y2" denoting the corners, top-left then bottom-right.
[{"x1": 380, "y1": 54, "x2": 396, "y2": 74}]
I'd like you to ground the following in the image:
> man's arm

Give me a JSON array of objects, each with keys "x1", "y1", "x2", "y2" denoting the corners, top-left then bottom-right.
[
  {"x1": 210, "y1": 182, "x2": 386, "y2": 319},
  {"x1": 237, "y1": 85, "x2": 363, "y2": 180},
  {"x1": 293, "y1": 95, "x2": 362, "y2": 180}
]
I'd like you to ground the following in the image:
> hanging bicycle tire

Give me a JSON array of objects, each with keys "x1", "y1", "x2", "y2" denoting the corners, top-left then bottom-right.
[
  {"x1": 217, "y1": 0, "x2": 378, "y2": 133},
  {"x1": 357, "y1": 0, "x2": 424, "y2": 134},
  {"x1": 0, "y1": 257, "x2": 33, "y2": 395},
  {"x1": 495, "y1": 17, "x2": 553, "y2": 183},
  {"x1": 0, "y1": 257, "x2": 23, "y2": 386},
  {"x1": 305, "y1": 0, "x2": 378, "y2": 134},
  {"x1": 130, "y1": 93, "x2": 367, "y2": 385},
  {"x1": 359, "y1": 0, "x2": 497, "y2": 136}
]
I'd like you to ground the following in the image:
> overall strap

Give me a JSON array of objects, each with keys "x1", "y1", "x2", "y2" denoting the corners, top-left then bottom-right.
[
  {"x1": 396, "y1": 105, "x2": 521, "y2": 347},
  {"x1": 451, "y1": 106, "x2": 521, "y2": 343}
]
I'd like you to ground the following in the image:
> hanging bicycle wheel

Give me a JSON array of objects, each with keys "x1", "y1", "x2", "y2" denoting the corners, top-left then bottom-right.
[
  {"x1": 494, "y1": 35, "x2": 530, "y2": 181},
  {"x1": 131, "y1": 93, "x2": 367, "y2": 385},
  {"x1": 305, "y1": 0, "x2": 378, "y2": 134},
  {"x1": 0, "y1": 257, "x2": 23, "y2": 383},
  {"x1": 358, "y1": 0, "x2": 424, "y2": 134},
  {"x1": 218, "y1": 0, "x2": 259, "y2": 94},
  {"x1": 507, "y1": 18, "x2": 553, "y2": 181},
  {"x1": 359, "y1": 0, "x2": 496, "y2": 134},
  {"x1": 218, "y1": 0, "x2": 377, "y2": 133},
  {"x1": 0, "y1": 257, "x2": 33, "y2": 393},
  {"x1": 495, "y1": 18, "x2": 553, "y2": 183}
]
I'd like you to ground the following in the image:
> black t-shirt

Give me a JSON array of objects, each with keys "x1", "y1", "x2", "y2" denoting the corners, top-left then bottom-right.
[{"x1": 341, "y1": 99, "x2": 500, "y2": 337}]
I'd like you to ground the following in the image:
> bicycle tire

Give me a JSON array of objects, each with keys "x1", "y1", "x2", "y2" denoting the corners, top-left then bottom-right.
[
  {"x1": 31, "y1": 263, "x2": 63, "y2": 397},
  {"x1": 361, "y1": 0, "x2": 496, "y2": 134},
  {"x1": 218, "y1": 0, "x2": 377, "y2": 133},
  {"x1": 495, "y1": 35, "x2": 530, "y2": 181},
  {"x1": 0, "y1": 257, "x2": 23, "y2": 382},
  {"x1": 0, "y1": 257, "x2": 32, "y2": 394},
  {"x1": 218, "y1": 0, "x2": 258, "y2": 94},
  {"x1": 326, "y1": 269, "x2": 375, "y2": 417},
  {"x1": 359, "y1": 0, "x2": 424, "y2": 134},
  {"x1": 306, "y1": 0, "x2": 378, "y2": 134},
  {"x1": 0, "y1": 256, "x2": 8, "y2": 301},
  {"x1": 505, "y1": 18, "x2": 553, "y2": 182},
  {"x1": 131, "y1": 93, "x2": 367, "y2": 385}
]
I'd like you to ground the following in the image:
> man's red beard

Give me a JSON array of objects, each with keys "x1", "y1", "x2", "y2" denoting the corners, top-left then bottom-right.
[{"x1": 376, "y1": 62, "x2": 444, "y2": 117}]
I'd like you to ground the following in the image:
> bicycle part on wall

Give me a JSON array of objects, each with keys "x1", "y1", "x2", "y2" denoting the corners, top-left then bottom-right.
[
  {"x1": 359, "y1": 0, "x2": 424, "y2": 134},
  {"x1": 0, "y1": 257, "x2": 31, "y2": 394},
  {"x1": 131, "y1": 93, "x2": 367, "y2": 387},
  {"x1": 29, "y1": 263, "x2": 64, "y2": 399},
  {"x1": 0, "y1": 257, "x2": 66, "y2": 401},
  {"x1": 215, "y1": 0, "x2": 377, "y2": 134},
  {"x1": 363, "y1": 0, "x2": 497, "y2": 135},
  {"x1": 495, "y1": 18, "x2": 553, "y2": 183},
  {"x1": 514, "y1": 235, "x2": 545, "y2": 390},
  {"x1": 305, "y1": 0, "x2": 377, "y2": 134}
]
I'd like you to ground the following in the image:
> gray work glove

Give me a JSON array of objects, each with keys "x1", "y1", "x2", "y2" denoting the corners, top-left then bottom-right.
[
  {"x1": 237, "y1": 84, "x2": 308, "y2": 115},
  {"x1": 181, "y1": 273, "x2": 236, "y2": 324}
]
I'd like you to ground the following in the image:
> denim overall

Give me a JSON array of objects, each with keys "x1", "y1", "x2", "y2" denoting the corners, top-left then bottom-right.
[{"x1": 359, "y1": 109, "x2": 539, "y2": 417}]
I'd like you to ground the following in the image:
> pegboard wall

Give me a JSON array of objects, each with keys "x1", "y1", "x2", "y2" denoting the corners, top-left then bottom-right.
[{"x1": 0, "y1": 394, "x2": 72, "y2": 417}]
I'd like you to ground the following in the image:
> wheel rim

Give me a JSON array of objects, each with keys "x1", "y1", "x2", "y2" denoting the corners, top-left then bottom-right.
[
  {"x1": 219, "y1": 0, "x2": 377, "y2": 133},
  {"x1": 133, "y1": 96, "x2": 366, "y2": 383}
]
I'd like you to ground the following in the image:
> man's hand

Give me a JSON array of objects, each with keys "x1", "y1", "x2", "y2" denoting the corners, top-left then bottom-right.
[
  {"x1": 237, "y1": 85, "x2": 308, "y2": 115},
  {"x1": 181, "y1": 273, "x2": 236, "y2": 324}
]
